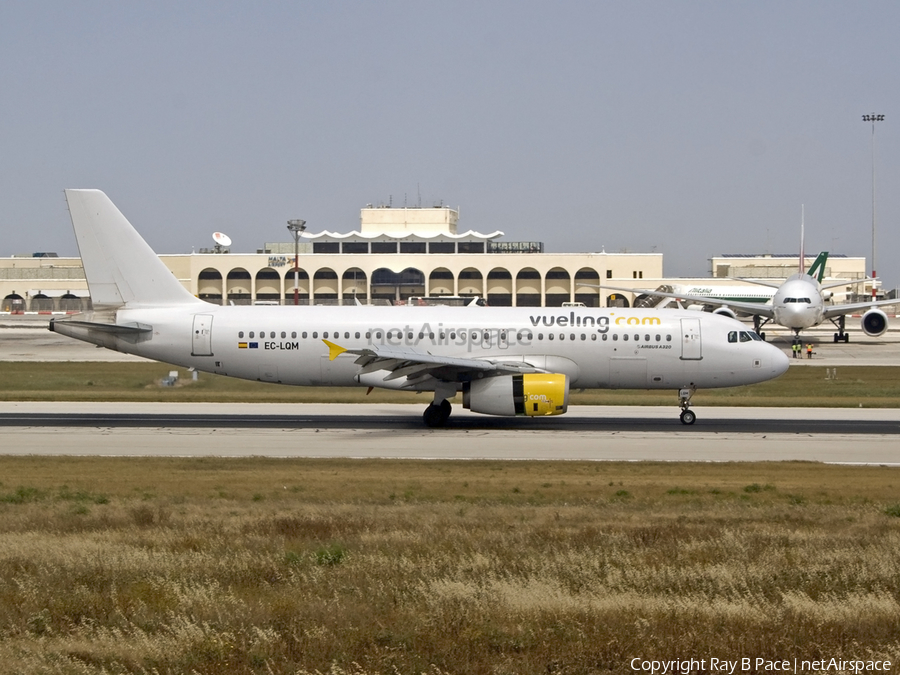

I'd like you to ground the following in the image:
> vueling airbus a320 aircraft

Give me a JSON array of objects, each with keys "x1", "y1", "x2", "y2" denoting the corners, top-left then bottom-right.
[{"x1": 51, "y1": 190, "x2": 789, "y2": 426}]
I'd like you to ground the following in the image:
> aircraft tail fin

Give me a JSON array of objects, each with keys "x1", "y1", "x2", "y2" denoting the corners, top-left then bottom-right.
[
  {"x1": 806, "y1": 251, "x2": 829, "y2": 282},
  {"x1": 64, "y1": 189, "x2": 197, "y2": 308}
]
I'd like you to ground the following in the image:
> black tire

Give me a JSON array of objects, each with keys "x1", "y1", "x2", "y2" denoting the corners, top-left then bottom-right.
[
  {"x1": 834, "y1": 333, "x2": 839, "y2": 343},
  {"x1": 680, "y1": 409, "x2": 696, "y2": 425},
  {"x1": 759, "y1": 332, "x2": 766, "y2": 342},
  {"x1": 439, "y1": 399, "x2": 452, "y2": 424},
  {"x1": 423, "y1": 405, "x2": 444, "y2": 428},
  {"x1": 844, "y1": 334, "x2": 850, "y2": 343}
]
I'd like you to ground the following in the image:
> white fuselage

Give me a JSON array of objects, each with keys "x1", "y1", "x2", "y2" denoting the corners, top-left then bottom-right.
[
  {"x1": 673, "y1": 284, "x2": 775, "y2": 305},
  {"x1": 107, "y1": 303, "x2": 788, "y2": 391}
]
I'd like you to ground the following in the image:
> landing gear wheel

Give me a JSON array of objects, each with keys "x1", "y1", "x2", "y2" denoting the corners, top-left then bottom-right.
[
  {"x1": 759, "y1": 332, "x2": 766, "y2": 342},
  {"x1": 677, "y1": 386, "x2": 696, "y2": 425},
  {"x1": 834, "y1": 332, "x2": 839, "y2": 343},
  {"x1": 423, "y1": 401, "x2": 453, "y2": 428},
  {"x1": 844, "y1": 333, "x2": 850, "y2": 343}
]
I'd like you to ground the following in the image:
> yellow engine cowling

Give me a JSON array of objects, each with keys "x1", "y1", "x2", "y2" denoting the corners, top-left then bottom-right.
[{"x1": 463, "y1": 373, "x2": 569, "y2": 417}]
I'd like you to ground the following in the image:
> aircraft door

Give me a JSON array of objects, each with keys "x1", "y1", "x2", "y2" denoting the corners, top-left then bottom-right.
[
  {"x1": 609, "y1": 357, "x2": 648, "y2": 388},
  {"x1": 680, "y1": 318, "x2": 702, "y2": 360},
  {"x1": 192, "y1": 314, "x2": 214, "y2": 356}
]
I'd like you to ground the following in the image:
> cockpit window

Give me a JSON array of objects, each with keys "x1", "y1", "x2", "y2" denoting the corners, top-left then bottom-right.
[{"x1": 730, "y1": 330, "x2": 763, "y2": 343}]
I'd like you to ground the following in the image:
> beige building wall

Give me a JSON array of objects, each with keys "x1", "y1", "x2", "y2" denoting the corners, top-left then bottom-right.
[
  {"x1": 360, "y1": 206, "x2": 459, "y2": 236},
  {"x1": 1, "y1": 250, "x2": 663, "y2": 312},
  {"x1": 710, "y1": 255, "x2": 867, "y2": 281}
]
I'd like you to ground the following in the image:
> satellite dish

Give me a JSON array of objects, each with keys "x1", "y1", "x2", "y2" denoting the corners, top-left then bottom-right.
[{"x1": 212, "y1": 232, "x2": 232, "y2": 247}]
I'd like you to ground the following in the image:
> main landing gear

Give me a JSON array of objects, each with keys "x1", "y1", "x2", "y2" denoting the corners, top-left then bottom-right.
[
  {"x1": 832, "y1": 315, "x2": 849, "y2": 343},
  {"x1": 753, "y1": 316, "x2": 767, "y2": 342},
  {"x1": 423, "y1": 400, "x2": 452, "y2": 427},
  {"x1": 679, "y1": 386, "x2": 696, "y2": 425},
  {"x1": 423, "y1": 382, "x2": 457, "y2": 428}
]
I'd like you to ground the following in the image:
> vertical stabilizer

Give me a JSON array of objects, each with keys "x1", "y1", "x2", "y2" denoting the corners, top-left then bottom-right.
[
  {"x1": 64, "y1": 189, "x2": 197, "y2": 307},
  {"x1": 806, "y1": 251, "x2": 829, "y2": 282}
]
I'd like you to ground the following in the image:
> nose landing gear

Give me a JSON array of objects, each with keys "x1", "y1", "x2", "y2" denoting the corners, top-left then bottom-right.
[{"x1": 678, "y1": 386, "x2": 696, "y2": 425}]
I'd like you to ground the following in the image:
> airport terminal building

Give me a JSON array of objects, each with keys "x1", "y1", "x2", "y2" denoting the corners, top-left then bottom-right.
[
  {"x1": 0, "y1": 203, "x2": 871, "y2": 313},
  {"x1": 1, "y1": 205, "x2": 663, "y2": 312}
]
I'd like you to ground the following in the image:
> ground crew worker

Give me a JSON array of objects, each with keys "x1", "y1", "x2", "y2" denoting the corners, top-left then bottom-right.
[
  {"x1": 806, "y1": 343, "x2": 813, "y2": 359},
  {"x1": 792, "y1": 343, "x2": 800, "y2": 359}
]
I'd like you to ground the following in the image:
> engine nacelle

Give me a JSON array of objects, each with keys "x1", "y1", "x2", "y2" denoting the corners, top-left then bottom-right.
[
  {"x1": 861, "y1": 308, "x2": 889, "y2": 337},
  {"x1": 463, "y1": 373, "x2": 569, "y2": 417},
  {"x1": 712, "y1": 306, "x2": 737, "y2": 320}
]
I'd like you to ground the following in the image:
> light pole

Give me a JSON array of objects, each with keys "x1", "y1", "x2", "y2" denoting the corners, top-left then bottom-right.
[
  {"x1": 862, "y1": 113, "x2": 884, "y2": 299},
  {"x1": 286, "y1": 219, "x2": 307, "y2": 306}
]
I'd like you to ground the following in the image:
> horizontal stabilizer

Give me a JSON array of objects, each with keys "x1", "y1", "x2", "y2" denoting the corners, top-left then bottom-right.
[{"x1": 50, "y1": 318, "x2": 152, "y2": 349}]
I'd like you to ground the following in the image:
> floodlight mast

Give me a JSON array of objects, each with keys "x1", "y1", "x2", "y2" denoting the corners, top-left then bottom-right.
[
  {"x1": 862, "y1": 113, "x2": 885, "y2": 299},
  {"x1": 287, "y1": 219, "x2": 307, "y2": 306}
]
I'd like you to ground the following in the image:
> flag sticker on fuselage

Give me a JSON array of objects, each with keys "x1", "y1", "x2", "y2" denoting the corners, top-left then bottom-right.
[{"x1": 238, "y1": 342, "x2": 259, "y2": 349}]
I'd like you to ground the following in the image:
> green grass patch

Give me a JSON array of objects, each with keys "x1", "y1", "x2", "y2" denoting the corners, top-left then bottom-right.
[{"x1": 2, "y1": 362, "x2": 900, "y2": 406}]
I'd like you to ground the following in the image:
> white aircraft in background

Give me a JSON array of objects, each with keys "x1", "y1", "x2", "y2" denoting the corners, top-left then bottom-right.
[
  {"x1": 619, "y1": 248, "x2": 897, "y2": 344},
  {"x1": 51, "y1": 190, "x2": 789, "y2": 426}
]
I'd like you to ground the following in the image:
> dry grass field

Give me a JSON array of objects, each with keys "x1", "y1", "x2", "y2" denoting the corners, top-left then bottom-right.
[{"x1": 1, "y1": 458, "x2": 899, "y2": 674}]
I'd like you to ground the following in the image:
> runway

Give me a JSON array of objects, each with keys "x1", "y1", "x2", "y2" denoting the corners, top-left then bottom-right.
[{"x1": 1, "y1": 403, "x2": 898, "y2": 464}]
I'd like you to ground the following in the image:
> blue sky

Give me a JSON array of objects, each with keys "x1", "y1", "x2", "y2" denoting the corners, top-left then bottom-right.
[{"x1": 2, "y1": 1, "x2": 898, "y2": 286}]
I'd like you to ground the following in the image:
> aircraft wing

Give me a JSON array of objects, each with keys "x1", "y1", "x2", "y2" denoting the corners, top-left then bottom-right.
[
  {"x1": 604, "y1": 285, "x2": 776, "y2": 319},
  {"x1": 822, "y1": 297, "x2": 899, "y2": 320},
  {"x1": 723, "y1": 278, "x2": 783, "y2": 289},
  {"x1": 820, "y1": 278, "x2": 873, "y2": 291},
  {"x1": 322, "y1": 339, "x2": 547, "y2": 386}
]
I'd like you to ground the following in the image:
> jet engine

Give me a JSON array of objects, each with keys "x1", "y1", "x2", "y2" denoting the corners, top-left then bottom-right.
[
  {"x1": 711, "y1": 307, "x2": 737, "y2": 320},
  {"x1": 861, "y1": 308, "x2": 889, "y2": 337},
  {"x1": 463, "y1": 373, "x2": 569, "y2": 417}
]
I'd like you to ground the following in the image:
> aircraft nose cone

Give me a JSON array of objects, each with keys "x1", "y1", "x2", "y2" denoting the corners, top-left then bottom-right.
[{"x1": 770, "y1": 343, "x2": 790, "y2": 376}]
